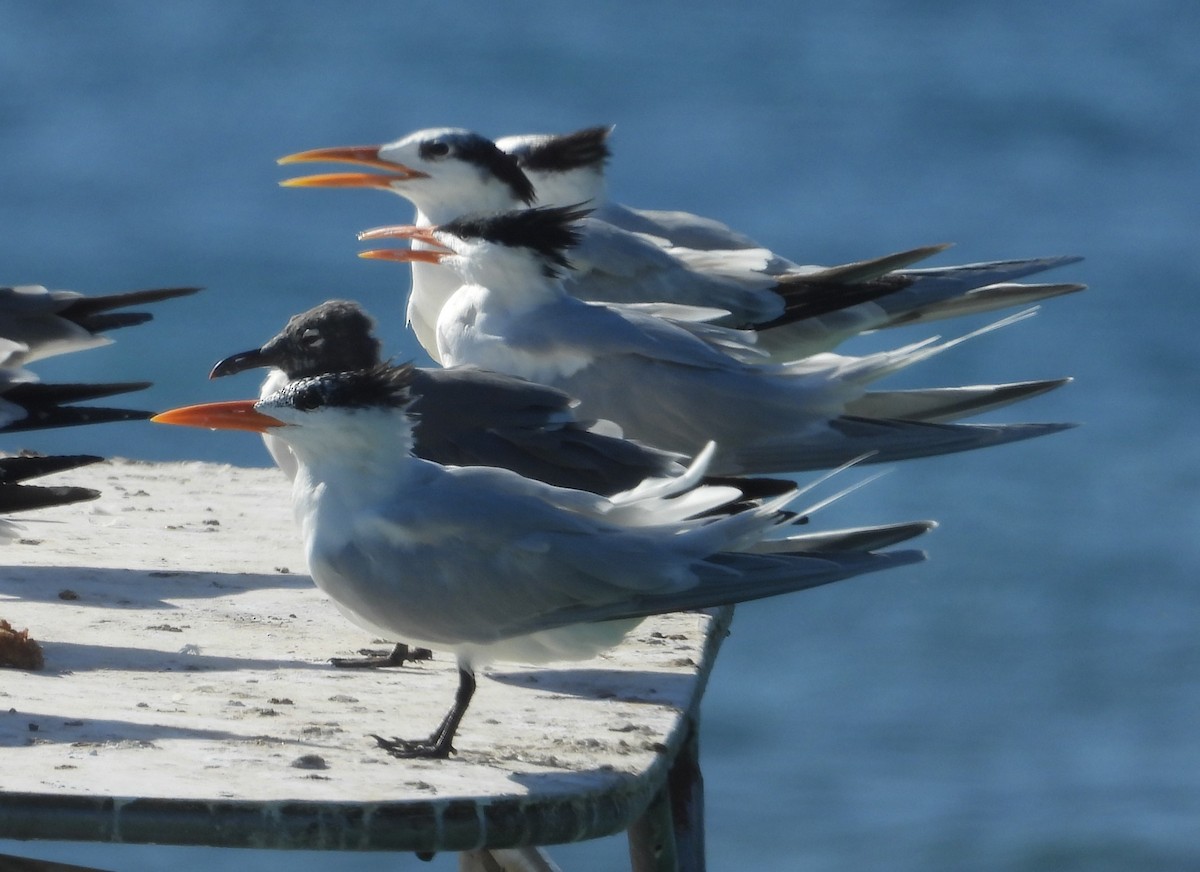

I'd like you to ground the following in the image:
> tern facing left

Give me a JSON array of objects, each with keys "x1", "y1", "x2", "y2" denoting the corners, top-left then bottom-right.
[
  {"x1": 359, "y1": 207, "x2": 1075, "y2": 475},
  {"x1": 154, "y1": 364, "x2": 925, "y2": 757}
]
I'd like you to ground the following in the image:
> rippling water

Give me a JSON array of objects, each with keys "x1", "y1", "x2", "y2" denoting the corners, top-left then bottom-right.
[{"x1": 3, "y1": 1, "x2": 1197, "y2": 869}]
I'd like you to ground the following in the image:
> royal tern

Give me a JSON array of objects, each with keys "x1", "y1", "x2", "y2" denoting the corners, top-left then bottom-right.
[
  {"x1": 208, "y1": 299, "x2": 800, "y2": 668},
  {"x1": 212, "y1": 299, "x2": 889, "y2": 669},
  {"x1": 278, "y1": 127, "x2": 1083, "y2": 363},
  {"x1": 358, "y1": 206, "x2": 1073, "y2": 475},
  {"x1": 154, "y1": 364, "x2": 928, "y2": 757}
]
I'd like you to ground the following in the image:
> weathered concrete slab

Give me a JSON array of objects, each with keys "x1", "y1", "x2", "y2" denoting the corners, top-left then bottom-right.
[{"x1": 0, "y1": 459, "x2": 726, "y2": 852}]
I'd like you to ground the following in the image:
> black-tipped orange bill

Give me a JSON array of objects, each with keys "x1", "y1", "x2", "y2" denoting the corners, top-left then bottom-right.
[
  {"x1": 358, "y1": 248, "x2": 446, "y2": 264},
  {"x1": 152, "y1": 401, "x2": 285, "y2": 433},
  {"x1": 279, "y1": 171, "x2": 418, "y2": 189}
]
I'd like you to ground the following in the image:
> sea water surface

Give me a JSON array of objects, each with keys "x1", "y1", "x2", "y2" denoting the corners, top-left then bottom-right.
[{"x1": 2, "y1": 2, "x2": 1197, "y2": 870}]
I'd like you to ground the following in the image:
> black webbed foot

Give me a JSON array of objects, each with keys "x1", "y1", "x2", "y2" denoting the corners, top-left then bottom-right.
[
  {"x1": 370, "y1": 732, "x2": 456, "y2": 759},
  {"x1": 368, "y1": 666, "x2": 477, "y2": 760},
  {"x1": 330, "y1": 642, "x2": 434, "y2": 669}
]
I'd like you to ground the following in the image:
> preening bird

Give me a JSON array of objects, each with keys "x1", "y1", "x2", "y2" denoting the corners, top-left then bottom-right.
[
  {"x1": 154, "y1": 364, "x2": 930, "y2": 757},
  {"x1": 357, "y1": 206, "x2": 1074, "y2": 476},
  {"x1": 278, "y1": 127, "x2": 1083, "y2": 363}
]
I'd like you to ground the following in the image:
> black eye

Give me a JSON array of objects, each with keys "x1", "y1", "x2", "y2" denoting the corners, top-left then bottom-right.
[
  {"x1": 420, "y1": 140, "x2": 451, "y2": 160},
  {"x1": 293, "y1": 386, "x2": 323, "y2": 412}
]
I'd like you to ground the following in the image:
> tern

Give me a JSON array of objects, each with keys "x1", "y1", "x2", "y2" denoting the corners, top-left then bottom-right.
[
  {"x1": 0, "y1": 285, "x2": 200, "y2": 367},
  {"x1": 358, "y1": 206, "x2": 1074, "y2": 475},
  {"x1": 278, "y1": 127, "x2": 1083, "y2": 363},
  {"x1": 209, "y1": 299, "x2": 816, "y2": 668},
  {"x1": 211, "y1": 300, "x2": 938, "y2": 668},
  {"x1": 2, "y1": 283, "x2": 199, "y2": 532},
  {"x1": 154, "y1": 364, "x2": 928, "y2": 757}
]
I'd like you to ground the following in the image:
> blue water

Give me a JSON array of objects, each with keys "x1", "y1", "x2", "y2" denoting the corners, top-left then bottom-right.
[{"x1": 2, "y1": 1, "x2": 1198, "y2": 869}]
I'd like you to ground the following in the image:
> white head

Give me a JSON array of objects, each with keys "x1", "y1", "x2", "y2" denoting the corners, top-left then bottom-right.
[
  {"x1": 279, "y1": 128, "x2": 537, "y2": 222},
  {"x1": 155, "y1": 365, "x2": 423, "y2": 485},
  {"x1": 357, "y1": 205, "x2": 590, "y2": 292}
]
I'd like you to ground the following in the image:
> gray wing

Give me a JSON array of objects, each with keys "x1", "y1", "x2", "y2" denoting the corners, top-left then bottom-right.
[
  {"x1": 757, "y1": 259, "x2": 1084, "y2": 359},
  {"x1": 562, "y1": 217, "x2": 787, "y2": 325},
  {"x1": 594, "y1": 200, "x2": 771, "y2": 253},
  {"x1": 514, "y1": 547, "x2": 926, "y2": 635},
  {"x1": 844, "y1": 378, "x2": 1071, "y2": 424},
  {"x1": 410, "y1": 366, "x2": 683, "y2": 495}
]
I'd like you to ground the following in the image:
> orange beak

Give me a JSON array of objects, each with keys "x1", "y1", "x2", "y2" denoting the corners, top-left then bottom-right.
[
  {"x1": 151, "y1": 401, "x2": 286, "y2": 433},
  {"x1": 277, "y1": 145, "x2": 428, "y2": 188},
  {"x1": 357, "y1": 225, "x2": 442, "y2": 243},
  {"x1": 280, "y1": 171, "x2": 419, "y2": 190},
  {"x1": 357, "y1": 225, "x2": 453, "y2": 263},
  {"x1": 358, "y1": 248, "x2": 446, "y2": 264}
]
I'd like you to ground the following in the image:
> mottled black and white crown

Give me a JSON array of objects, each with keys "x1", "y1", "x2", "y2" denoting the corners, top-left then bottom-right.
[{"x1": 275, "y1": 362, "x2": 419, "y2": 414}]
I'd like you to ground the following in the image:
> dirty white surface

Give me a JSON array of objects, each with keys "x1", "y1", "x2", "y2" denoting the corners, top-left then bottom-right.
[{"x1": 0, "y1": 459, "x2": 723, "y2": 851}]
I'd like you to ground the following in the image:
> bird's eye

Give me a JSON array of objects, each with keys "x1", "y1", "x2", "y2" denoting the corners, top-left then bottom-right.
[
  {"x1": 421, "y1": 141, "x2": 451, "y2": 159},
  {"x1": 298, "y1": 328, "x2": 324, "y2": 349},
  {"x1": 293, "y1": 386, "x2": 323, "y2": 412}
]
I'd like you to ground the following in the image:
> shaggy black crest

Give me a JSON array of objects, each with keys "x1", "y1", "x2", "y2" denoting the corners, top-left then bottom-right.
[
  {"x1": 284, "y1": 362, "x2": 418, "y2": 414},
  {"x1": 442, "y1": 205, "x2": 592, "y2": 278},
  {"x1": 418, "y1": 131, "x2": 537, "y2": 205},
  {"x1": 267, "y1": 300, "x2": 382, "y2": 379},
  {"x1": 509, "y1": 126, "x2": 613, "y2": 173}
]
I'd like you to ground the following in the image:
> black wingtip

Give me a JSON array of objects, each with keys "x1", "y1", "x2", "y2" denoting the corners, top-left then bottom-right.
[
  {"x1": 0, "y1": 482, "x2": 101, "y2": 514},
  {"x1": 0, "y1": 454, "x2": 104, "y2": 483},
  {"x1": 4, "y1": 381, "x2": 153, "y2": 406},
  {"x1": 59, "y1": 286, "x2": 202, "y2": 333}
]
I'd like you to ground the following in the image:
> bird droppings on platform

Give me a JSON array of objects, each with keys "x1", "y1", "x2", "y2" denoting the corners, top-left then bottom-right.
[{"x1": 1, "y1": 459, "x2": 725, "y2": 850}]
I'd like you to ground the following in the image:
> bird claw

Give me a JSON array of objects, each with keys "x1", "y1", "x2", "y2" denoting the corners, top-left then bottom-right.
[
  {"x1": 330, "y1": 643, "x2": 434, "y2": 669},
  {"x1": 371, "y1": 733, "x2": 455, "y2": 759}
]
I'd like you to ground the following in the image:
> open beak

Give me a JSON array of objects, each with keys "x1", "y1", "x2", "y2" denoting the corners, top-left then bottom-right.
[
  {"x1": 152, "y1": 400, "x2": 285, "y2": 433},
  {"x1": 277, "y1": 145, "x2": 428, "y2": 188},
  {"x1": 357, "y1": 225, "x2": 442, "y2": 244},
  {"x1": 280, "y1": 171, "x2": 418, "y2": 189},
  {"x1": 357, "y1": 225, "x2": 453, "y2": 264},
  {"x1": 358, "y1": 248, "x2": 446, "y2": 264}
]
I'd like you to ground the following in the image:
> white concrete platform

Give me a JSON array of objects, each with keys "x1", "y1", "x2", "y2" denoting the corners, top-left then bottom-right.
[{"x1": 0, "y1": 459, "x2": 726, "y2": 854}]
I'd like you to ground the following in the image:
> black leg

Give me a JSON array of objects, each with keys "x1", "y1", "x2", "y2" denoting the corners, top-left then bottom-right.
[
  {"x1": 330, "y1": 642, "x2": 434, "y2": 669},
  {"x1": 372, "y1": 667, "x2": 477, "y2": 759}
]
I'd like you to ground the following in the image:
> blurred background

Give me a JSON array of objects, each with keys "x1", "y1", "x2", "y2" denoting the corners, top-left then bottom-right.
[{"x1": 2, "y1": 1, "x2": 1197, "y2": 869}]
